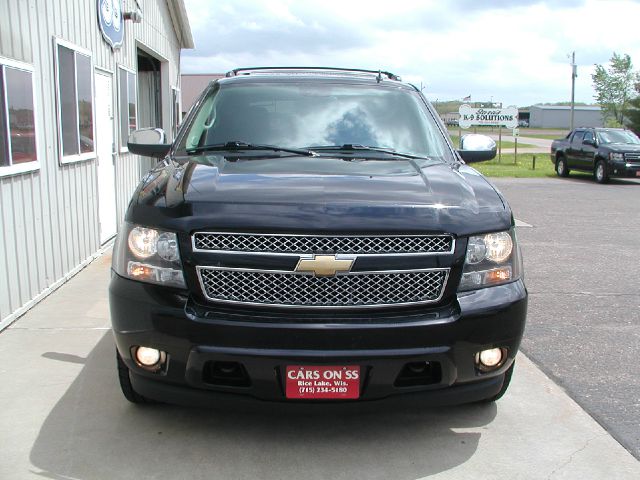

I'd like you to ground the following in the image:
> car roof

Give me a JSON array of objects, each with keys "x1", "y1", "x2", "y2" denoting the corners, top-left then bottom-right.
[{"x1": 213, "y1": 67, "x2": 416, "y2": 90}]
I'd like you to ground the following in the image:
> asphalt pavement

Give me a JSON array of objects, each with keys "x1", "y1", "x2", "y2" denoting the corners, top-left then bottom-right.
[
  {"x1": 1, "y1": 176, "x2": 639, "y2": 479},
  {"x1": 493, "y1": 175, "x2": 640, "y2": 459}
]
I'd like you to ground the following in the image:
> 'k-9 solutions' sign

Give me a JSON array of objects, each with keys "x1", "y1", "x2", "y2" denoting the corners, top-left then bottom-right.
[{"x1": 458, "y1": 104, "x2": 518, "y2": 129}]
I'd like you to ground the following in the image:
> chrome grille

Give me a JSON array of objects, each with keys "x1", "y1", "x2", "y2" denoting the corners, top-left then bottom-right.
[
  {"x1": 624, "y1": 152, "x2": 640, "y2": 162},
  {"x1": 197, "y1": 267, "x2": 449, "y2": 308},
  {"x1": 193, "y1": 232, "x2": 454, "y2": 255}
]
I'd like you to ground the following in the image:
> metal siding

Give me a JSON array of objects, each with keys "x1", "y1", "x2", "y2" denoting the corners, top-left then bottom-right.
[
  {"x1": 1, "y1": 178, "x2": 20, "y2": 316},
  {"x1": 0, "y1": 0, "x2": 184, "y2": 326},
  {"x1": 0, "y1": 183, "x2": 11, "y2": 316}
]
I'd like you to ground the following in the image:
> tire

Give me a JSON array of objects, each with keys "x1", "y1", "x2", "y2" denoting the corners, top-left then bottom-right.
[
  {"x1": 594, "y1": 160, "x2": 609, "y2": 184},
  {"x1": 482, "y1": 360, "x2": 515, "y2": 403},
  {"x1": 556, "y1": 156, "x2": 569, "y2": 177},
  {"x1": 116, "y1": 349, "x2": 154, "y2": 404}
]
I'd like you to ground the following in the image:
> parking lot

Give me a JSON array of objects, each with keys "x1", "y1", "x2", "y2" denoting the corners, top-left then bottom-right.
[
  {"x1": 493, "y1": 175, "x2": 640, "y2": 459},
  {"x1": 1, "y1": 176, "x2": 639, "y2": 479}
]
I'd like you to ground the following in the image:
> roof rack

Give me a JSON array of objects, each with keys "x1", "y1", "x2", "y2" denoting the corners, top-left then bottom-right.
[{"x1": 225, "y1": 67, "x2": 402, "y2": 82}]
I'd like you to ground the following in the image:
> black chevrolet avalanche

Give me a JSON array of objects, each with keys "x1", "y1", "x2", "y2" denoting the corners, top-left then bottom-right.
[{"x1": 109, "y1": 68, "x2": 527, "y2": 406}]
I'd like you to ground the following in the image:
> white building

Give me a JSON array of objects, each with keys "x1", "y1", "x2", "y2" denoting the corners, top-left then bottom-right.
[
  {"x1": 0, "y1": 0, "x2": 193, "y2": 329},
  {"x1": 529, "y1": 105, "x2": 604, "y2": 129}
]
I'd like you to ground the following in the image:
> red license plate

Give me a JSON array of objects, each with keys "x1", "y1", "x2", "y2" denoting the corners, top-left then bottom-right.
[{"x1": 285, "y1": 365, "x2": 360, "y2": 400}]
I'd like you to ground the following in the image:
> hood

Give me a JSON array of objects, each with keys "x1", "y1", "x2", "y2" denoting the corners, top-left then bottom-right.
[
  {"x1": 128, "y1": 155, "x2": 510, "y2": 237},
  {"x1": 604, "y1": 143, "x2": 640, "y2": 153}
]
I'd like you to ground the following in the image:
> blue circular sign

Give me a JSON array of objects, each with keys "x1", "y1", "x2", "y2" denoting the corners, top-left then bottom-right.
[{"x1": 98, "y1": 0, "x2": 124, "y2": 49}]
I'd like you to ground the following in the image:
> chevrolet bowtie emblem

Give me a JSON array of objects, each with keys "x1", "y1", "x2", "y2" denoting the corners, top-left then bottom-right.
[{"x1": 295, "y1": 255, "x2": 355, "y2": 277}]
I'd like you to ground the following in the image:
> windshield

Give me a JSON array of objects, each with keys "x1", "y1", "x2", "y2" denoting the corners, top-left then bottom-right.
[
  {"x1": 179, "y1": 82, "x2": 452, "y2": 160},
  {"x1": 597, "y1": 130, "x2": 640, "y2": 144}
]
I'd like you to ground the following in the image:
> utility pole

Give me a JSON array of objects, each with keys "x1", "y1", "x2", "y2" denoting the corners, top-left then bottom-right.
[{"x1": 570, "y1": 52, "x2": 577, "y2": 131}]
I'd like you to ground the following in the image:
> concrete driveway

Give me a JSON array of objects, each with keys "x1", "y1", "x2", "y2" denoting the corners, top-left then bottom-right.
[
  {"x1": 1, "y1": 179, "x2": 640, "y2": 479},
  {"x1": 491, "y1": 134, "x2": 553, "y2": 154}
]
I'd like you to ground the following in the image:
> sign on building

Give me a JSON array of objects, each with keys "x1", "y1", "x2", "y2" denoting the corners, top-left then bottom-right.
[
  {"x1": 97, "y1": 0, "x2": 124, "y2": 49},
  {"x1": 458, "y1": 104, "x2": 518, "y2": 129}
]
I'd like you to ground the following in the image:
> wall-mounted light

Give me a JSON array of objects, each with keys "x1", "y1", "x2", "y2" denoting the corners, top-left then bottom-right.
[{"x1": 123, "y1": 10, "x2": 143, "y2": 23}]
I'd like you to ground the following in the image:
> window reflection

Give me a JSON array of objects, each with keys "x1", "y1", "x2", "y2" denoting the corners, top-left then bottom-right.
[
  {"x1": 0, "y1": 65, "x2": 38, "y2": 167},
  {"x1": 0, "y1": 68, "x2": 7, "y2": 167},
  {"x1": 76, "y1": 53, "x2": 93, "y2": 154},
  {"x1": 119, "y1": 68, "x2": 137, "y2": 149},
  {"x1": 182, "y1": 84, "x2": 449, "y2": 159},
  {"x1": 6, "y1": 68, "x2": 37, "y2": 163},
  {"x1": 128, "y1": 71, "x2": 137, "y2": 132},
  {"x1": 58, "y1": 46, "x2": 78, "y2": 156},
  {"x1": 56, "y1": 44, "x2": 94, "y2": 159}
]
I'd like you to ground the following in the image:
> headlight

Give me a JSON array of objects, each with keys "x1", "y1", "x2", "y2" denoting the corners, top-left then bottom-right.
[
  {"x1": 483, "y1": 231, "x2": 513, "y2": 263},
  {"x1": 459, "y1": 228, "x2": 522, "y2": 291},
  {"x1": 113, "y1": 223, "x2": 186, "y2": 288},
  {"x1": 128, "y1": 227, "x2": 159, "y2": 259},
  {"x1": 610, "y1": 152, "x2": 624, "y2": 161}
]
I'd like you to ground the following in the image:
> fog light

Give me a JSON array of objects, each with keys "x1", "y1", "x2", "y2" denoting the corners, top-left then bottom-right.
[
  {"x1": 135, "y1": 346, "x2": 161, "y2": 367},
  {"x1": 476, "y1": 348, "x2": 505, "y2": 369}
]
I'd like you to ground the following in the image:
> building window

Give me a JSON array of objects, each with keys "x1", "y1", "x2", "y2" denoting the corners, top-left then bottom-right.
[
  {"x1": 118, "y1": 66, "x2": 137, "y2": 151},
  {"x1": 0, "y1": 57, "x2": 39, "y2": 177},
  {"x1": 171, "y1": 87, "x2": 180, "y2": 139},
  {"x1": 54, "y1": 39, "x2": 95, "y2": 164}
]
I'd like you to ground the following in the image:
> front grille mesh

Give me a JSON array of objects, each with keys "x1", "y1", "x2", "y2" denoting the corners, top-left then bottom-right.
[
  {"x1": 197, "y1": 268, "x2": 448, "y2": 308},
  {"x1": 625, "y1": 152, "x2": 640, "y2": 162},
  {"x1": 193, "y1": 233, "x2": 453, "y2": 254}
]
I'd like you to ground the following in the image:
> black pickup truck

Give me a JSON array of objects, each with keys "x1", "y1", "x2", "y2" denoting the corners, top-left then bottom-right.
[
  {"x1": 551, "y1": 127, "x2": 640, "y2": 183},
  {"x1": 110, "y1": 67, "x2": 527, "y2": 407}
]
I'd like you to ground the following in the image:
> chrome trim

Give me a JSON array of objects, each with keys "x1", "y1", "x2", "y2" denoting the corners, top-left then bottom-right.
[
  {"x1": 196, "y1": 265, "x2": 447, "y2": 276},
  {"x1": 294, "y1": 254, "x2": 357, "y2": 276},
  {"x1": 191, "y1": 232, "x2": 456, "y2": 256},
  {"x1": 296, "y1": 253, "x2": 358, "y2": 260},
  {"x1": 195, "y1": 265, "x2": 450, "y2": 309}
]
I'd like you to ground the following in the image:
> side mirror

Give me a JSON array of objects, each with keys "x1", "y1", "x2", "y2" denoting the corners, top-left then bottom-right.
[
  {"x1": 582, "y1": 139, "x2": 596, "y2": 147},
  {"x1": 457, "y1": 134, "x2": 497, "y2": 163},
  {"x1": 127, "y1": 128, "x2": 171, "y2": 158}
]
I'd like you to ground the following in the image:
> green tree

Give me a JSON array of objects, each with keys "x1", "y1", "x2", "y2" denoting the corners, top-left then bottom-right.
[
  {"x1": 591, "y1": 53, "x2": 638, "y2": 125},
  {"x1": 623, "y1": 82, "x2": 640, "y2": 133}
]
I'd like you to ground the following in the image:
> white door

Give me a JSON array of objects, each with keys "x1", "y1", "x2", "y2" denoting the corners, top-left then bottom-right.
[{"x1": 95, "y1": 70, "x2": 117, "y2": 244}]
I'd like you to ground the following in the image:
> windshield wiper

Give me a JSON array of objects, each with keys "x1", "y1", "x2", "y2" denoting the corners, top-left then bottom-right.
[
  {"x1": 186, "y1": 141, "x2": 317, "y2": 157},
  {"x1": 308, "y1": 144, "x2": 429, "y2": 160}
]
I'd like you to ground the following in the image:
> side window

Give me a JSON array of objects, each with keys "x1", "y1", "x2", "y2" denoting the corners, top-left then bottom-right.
[
  {"x1": 184, "y1": 90, "x2": 216, "y2": 150},
  {"x1": 583, "y1": 131, "x2": 594, "y2": 143},
  {"x1": 571, "y1": 130, "x2": 585, "y2": 146},
  {"x1": 0, "y1": 58, "x2": 39, "y2": 176},
  {"x1": 118, "y1": 66, "x2": 137, "y2": 151},
  {"x1": 54, "y1": 39, "x2": 95, "y2": 163}
]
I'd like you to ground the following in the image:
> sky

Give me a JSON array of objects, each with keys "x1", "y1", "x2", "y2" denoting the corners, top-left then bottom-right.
[{"x1": 181, "y1": 0, "x2": 640, "y2": 107}]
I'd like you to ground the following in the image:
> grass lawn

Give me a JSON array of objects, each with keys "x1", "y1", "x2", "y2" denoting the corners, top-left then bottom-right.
[{"x1": 470, "y1": 153, "x2": 556, "y2": 178}]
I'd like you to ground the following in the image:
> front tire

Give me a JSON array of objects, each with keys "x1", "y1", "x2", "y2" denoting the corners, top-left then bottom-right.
[
  {"x1": 556, "y1": 156, "x2": 569, "y2": 177},
  {"x1": 116, "y1": 349, "x2": 154, "y2": 404},
  {"x1": 595, "y1": 160, "x2": 609, "y2": 184}
]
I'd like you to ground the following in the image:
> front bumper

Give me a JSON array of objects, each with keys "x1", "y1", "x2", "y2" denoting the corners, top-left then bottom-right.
[
  {"x1": 109, "y1": 274, "x2": 527, "y2": 405},
  {"x1": 610, "y1": 161, "x2": 640, "y2": 178}
]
